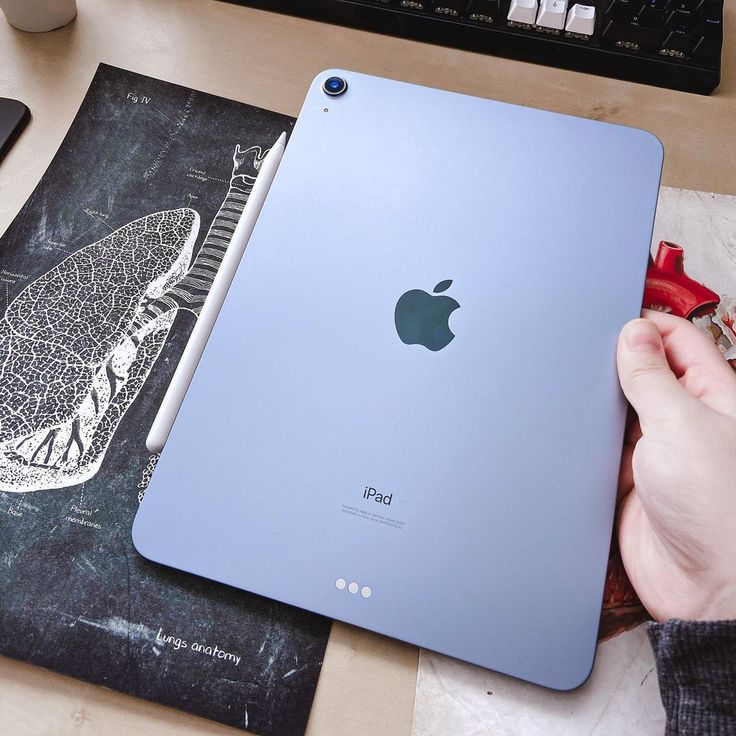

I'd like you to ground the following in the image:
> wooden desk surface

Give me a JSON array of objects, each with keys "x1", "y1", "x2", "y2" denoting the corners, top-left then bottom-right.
[{"x1": 0, "y1": 1, "x2": 734, "y2": 734}]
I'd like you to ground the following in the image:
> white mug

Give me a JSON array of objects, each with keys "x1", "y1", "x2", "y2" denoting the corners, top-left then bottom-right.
[{"x1": 0, "y1": 0, "x2": 77, "y2": 32}]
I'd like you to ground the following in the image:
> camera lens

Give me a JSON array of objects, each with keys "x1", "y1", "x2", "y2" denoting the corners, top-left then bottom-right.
[{"x1": 322, "y1": 76, "x2": 348, "y2": 97}]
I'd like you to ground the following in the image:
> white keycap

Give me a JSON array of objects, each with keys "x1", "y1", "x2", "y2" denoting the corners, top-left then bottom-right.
[
  {"x1": 565, "y1": 3, "x2": 596, "y2": 34},
  {"x1": 536, "y1": 0, "x2": 568, "y2": 29},
  {"x1": 507, "y1": 0, "x2": 538, "y2": 24}
]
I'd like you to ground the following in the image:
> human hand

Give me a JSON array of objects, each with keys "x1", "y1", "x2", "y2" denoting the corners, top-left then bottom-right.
[{"x1": 616, "y1": 309, "x2": 736, "y2": 622}]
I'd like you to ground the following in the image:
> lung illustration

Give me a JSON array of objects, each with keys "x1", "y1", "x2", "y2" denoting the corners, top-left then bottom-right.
[{"x1": 0, "y1": 143, "x2": 268, "y2": 493}]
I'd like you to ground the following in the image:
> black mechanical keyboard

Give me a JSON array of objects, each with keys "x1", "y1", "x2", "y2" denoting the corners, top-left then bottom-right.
[{"x1": 227, "y1": 0, "x2": 724, "y2": 93}]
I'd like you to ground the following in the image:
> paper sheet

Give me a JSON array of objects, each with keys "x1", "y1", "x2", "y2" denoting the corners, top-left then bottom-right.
[{"x1": 0, "y1": 64, "x2": 328, "y2": 736}]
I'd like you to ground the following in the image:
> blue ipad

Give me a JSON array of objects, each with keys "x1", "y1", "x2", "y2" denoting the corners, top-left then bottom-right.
[{"x1": 133, "y1": 70, "x2": 663, "y2": 689}]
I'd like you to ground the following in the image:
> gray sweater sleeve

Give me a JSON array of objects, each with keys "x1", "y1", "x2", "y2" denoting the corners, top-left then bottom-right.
[{"x1": 648, "y1": 619, "x2": 736, "y2": 735}]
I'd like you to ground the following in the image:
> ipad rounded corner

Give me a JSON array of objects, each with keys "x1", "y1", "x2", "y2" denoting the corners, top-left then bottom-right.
[
  {"x1": 636, "y1": 128, "x2": 665, "y2": 167},
  {"x1": 16, "y1": 99, "x2": 31, "y2": 124},
  {"x1": 130, "y1": 511, "x2": 156, "y2": 563},
  {"x1": 551, "y1": 649, "x2": 598, "y2": 692}
]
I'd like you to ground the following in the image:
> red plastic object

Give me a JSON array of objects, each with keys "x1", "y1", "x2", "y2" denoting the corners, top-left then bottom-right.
[{"x1": 644, "y1": 241, "x2": 719, "y2": 319}]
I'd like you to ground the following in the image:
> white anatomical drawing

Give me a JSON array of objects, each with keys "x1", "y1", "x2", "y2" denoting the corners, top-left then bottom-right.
[{"x1": 0, "y1": 143, "x2": 269, "y2": 493}]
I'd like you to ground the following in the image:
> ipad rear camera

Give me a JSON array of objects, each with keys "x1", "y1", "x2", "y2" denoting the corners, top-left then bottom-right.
[{"x1": 322, "y1": 76, "x2": 348, "y2": 97}]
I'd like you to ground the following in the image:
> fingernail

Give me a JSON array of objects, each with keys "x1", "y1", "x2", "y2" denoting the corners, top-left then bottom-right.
[{"x1": 625, "y1": 320, "x2": 662, "y2": 352}]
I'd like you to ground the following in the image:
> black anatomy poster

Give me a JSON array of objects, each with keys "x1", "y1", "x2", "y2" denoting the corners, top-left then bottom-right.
[{"x1": 0, "y1": 64, "x2": 330, "y2": 735}]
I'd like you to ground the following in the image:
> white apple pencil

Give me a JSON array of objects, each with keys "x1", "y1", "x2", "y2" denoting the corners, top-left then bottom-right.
[{"x1": 146, "y1": 132, "x2": 287, "y2": 453}]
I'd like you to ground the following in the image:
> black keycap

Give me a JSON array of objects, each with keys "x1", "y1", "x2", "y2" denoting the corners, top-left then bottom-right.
[
  {"x1": 661, "y1": 28, "x2": 693, "y2": 56},
  {"x1": 604, "y1": 20, "x2": 664, "y2": 48},
  {"x1": 692, "y1": 1, "x2": 723, "y2": 62},
  {"x1": 610, "y1": 4, "x2": 634, "y2": 20},
  {"x1": 669, "y1": 0, "x2": 698, "y2": 12},
  {"x1": 638, "y1": 5, "x2": 668, "y2": 26},
  {"x1": 693, "y1": 34, "x2": 721, "y2": 61},
  {"x1": 699, "y1": 0, "x2": 723, "y2": 35},
  {"x1": 643, "y1": 0, "x2": 669, "y2": 10},
  {"x1": 667, "y1": 7, "x2": 697, "y2": 30},
  {"x1": 607, "y1": 0, "x2": 644, "y2": 13},
  {"x1": 607, "y1": 0, "x2": 645, "y2": 21}
]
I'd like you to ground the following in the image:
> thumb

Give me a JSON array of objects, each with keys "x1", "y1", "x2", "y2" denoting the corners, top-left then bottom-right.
[{"x1": 617, "y1": 318, "x2": 699, "y2": 433}]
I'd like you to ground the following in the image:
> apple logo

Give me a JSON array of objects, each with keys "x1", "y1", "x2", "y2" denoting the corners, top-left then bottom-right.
[{"x1": 394, "y1": 280, "x2": 460, "y2": 352}]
